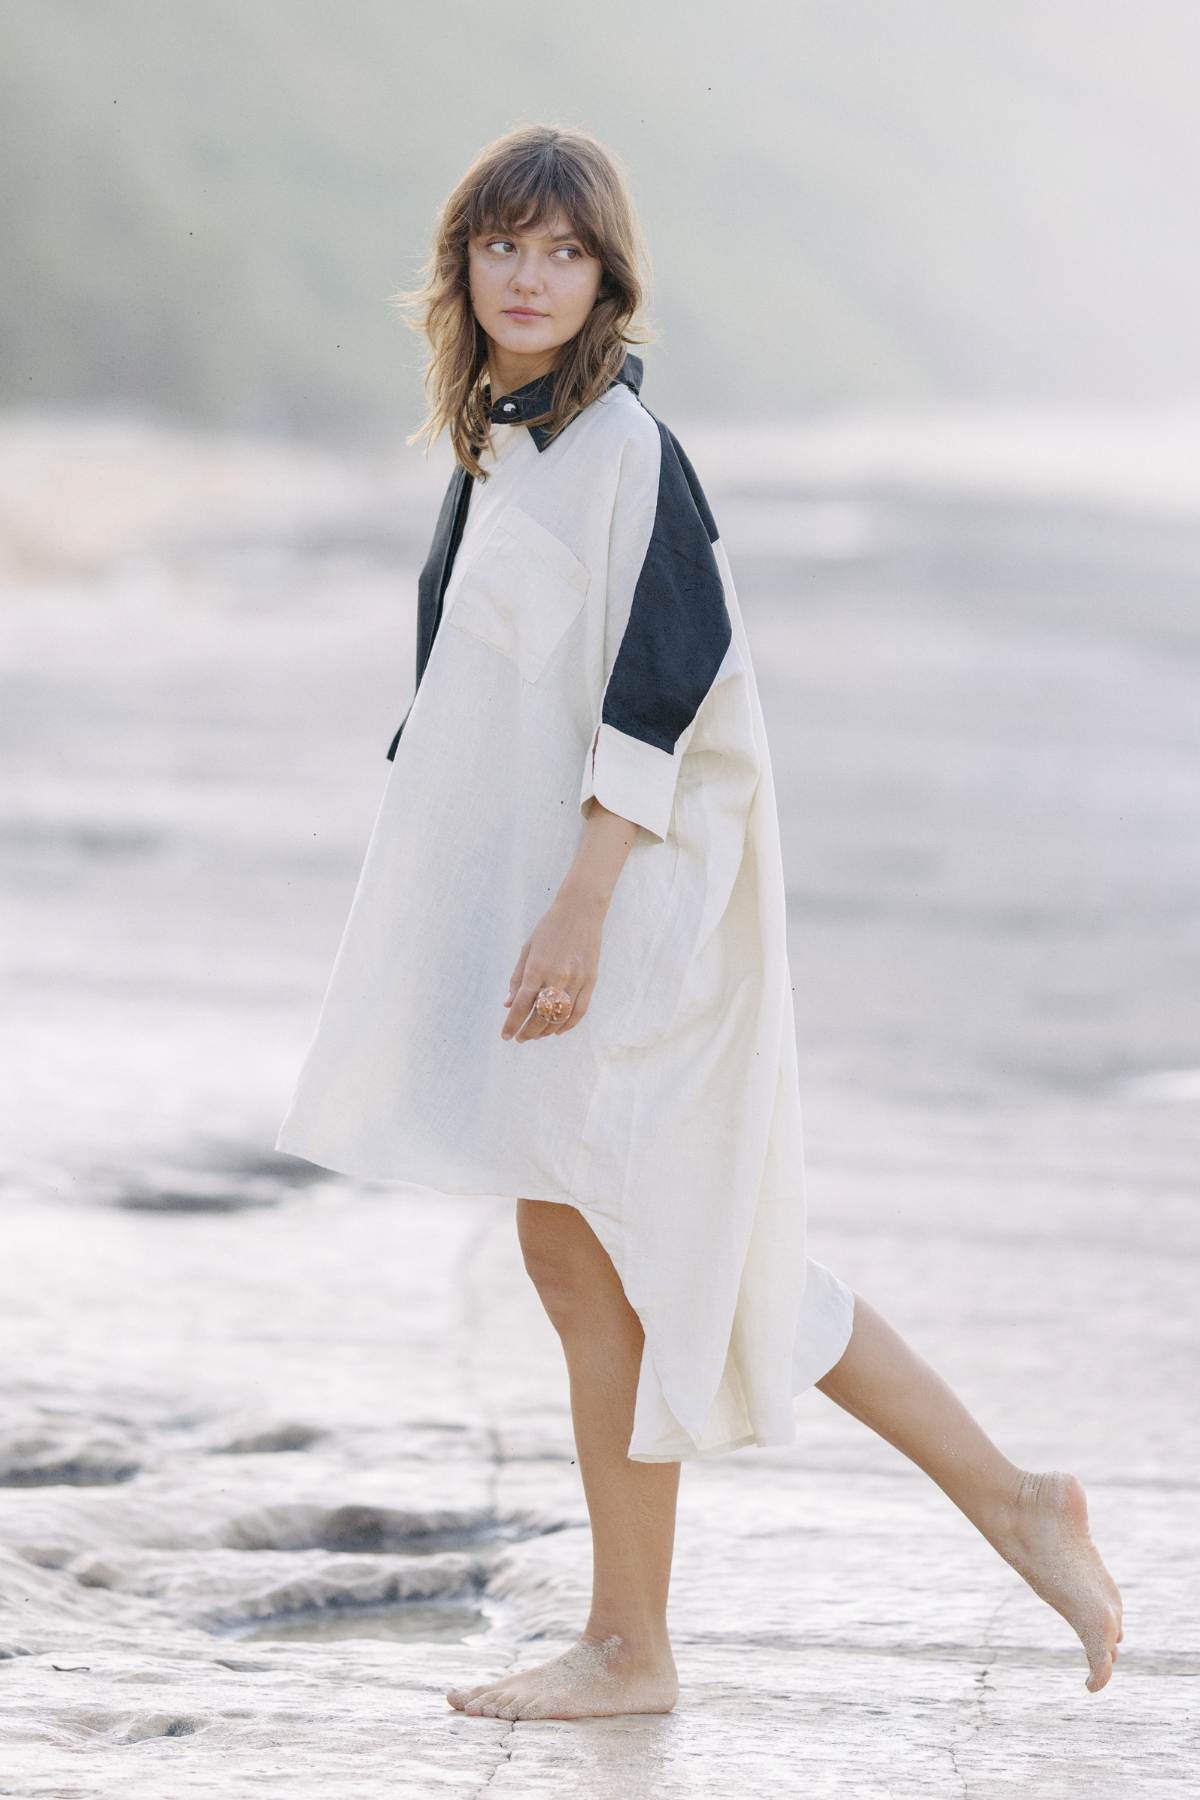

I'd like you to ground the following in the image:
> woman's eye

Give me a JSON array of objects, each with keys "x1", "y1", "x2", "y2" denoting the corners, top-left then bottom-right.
[{"x1": 483, "y1": 238, "x2": 582, "y2": 260}]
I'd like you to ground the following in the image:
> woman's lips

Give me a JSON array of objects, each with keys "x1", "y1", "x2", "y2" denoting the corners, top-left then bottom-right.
[{"x1": 504, "y1": 308, "x2": 547, "y2": 318}]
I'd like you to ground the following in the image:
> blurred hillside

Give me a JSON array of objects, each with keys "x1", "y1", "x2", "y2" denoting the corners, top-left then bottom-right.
[{"x1": 4, "y1": 0, "x2": 1200, "y2": 444}]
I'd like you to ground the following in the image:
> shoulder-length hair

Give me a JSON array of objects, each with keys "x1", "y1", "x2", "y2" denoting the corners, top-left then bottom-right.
[{"x1": 392, "y1": 123, "x2": 655, "y2": 480}]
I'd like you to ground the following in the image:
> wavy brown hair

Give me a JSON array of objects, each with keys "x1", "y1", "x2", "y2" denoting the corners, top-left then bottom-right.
[{"x1": 391, "y1": 123, "x2": 656, "y2": 480}]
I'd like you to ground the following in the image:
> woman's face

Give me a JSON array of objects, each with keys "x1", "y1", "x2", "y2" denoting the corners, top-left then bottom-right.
[{"x1": 468, "y1": 210, "x2": 604, "y2": 369}]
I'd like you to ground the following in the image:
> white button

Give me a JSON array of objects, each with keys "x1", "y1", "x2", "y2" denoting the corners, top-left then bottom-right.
[{"x1": 501, "y1": 401, "x2": 517, "y2": 414}]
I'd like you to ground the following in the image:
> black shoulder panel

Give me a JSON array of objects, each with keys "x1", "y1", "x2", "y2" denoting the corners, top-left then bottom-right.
[
  {"x1": 599, "y1": 418, "x2": 730, "y2": 754},
  {"x1": 662, "y1": 424, "x2": 719, "y2": 544},
  {"x1": 386, "y1": 464, "x2": 473, "y2": 760}
]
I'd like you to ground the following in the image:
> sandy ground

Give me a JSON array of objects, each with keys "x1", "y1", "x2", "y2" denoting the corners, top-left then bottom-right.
[{"x1": 1, "y1": 412, "x2": 1198, "y2": 1794}]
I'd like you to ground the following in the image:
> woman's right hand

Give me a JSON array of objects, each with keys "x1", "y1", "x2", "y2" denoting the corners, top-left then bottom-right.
[{"x1": 500, "y1": 799, "x2": 640, "y2": 1042}]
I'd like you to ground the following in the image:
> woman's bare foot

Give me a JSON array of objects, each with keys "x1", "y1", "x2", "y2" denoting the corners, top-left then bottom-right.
[
  {"x1": 989, "y1": 1469, "x2": 1123, "y2": 1691},
  {"x1": 446, "y1": 1629, "x2": 679, "y2": 1721}
]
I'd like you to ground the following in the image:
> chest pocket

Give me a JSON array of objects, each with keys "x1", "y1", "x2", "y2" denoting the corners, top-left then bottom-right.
[{"x1": 446, "y1": 503, "x2": 591, "y2": 684}]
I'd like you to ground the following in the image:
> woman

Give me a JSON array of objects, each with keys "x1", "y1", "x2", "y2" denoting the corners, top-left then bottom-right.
[{"x1": 274, "y1": 123, "x2": 1123, "y2": 1721}]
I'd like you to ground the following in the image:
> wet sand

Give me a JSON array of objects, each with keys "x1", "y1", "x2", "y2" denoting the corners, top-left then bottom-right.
[{"x1": 1, "y1": 413, "x2": 1197, "y2": 1792}]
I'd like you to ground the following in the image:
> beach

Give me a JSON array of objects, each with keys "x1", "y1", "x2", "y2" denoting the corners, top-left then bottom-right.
[{"x1": 1, "y1": 412, "x2": 1197, "y2": 1793}]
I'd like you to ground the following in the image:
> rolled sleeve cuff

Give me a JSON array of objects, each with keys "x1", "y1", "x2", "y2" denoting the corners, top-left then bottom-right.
[{"x1": 579, "y1": 721, "x2": 680, "y2": 845}]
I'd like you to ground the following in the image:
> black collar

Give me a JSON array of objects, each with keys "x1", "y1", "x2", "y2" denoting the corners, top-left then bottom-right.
[{"x1": 485, "y1": 351, "x2": 643, "y2": 452}]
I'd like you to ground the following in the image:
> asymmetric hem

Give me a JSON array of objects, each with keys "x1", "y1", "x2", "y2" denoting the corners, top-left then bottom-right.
[{"x1": 271, "y1": 1133, "x2": 856, "y2": 1464}]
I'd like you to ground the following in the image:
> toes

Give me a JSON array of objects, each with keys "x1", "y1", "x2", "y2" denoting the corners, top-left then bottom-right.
[
  {"x1": 449, "y1": 1680, "x2": 494, "y2": 1711},
  {"x1": 1085, "y1": 1652, "x2": 1113, "y2": 1693},
  {"x1": 455, "y1": 1677, "x2": 503, "y2": 1706},
  {"x1": 1081, "y1": 1601, "x2": 1123, "y2": 1690},
  {"x1": 464, "y1": 1688, "x2": 502, "y2": 1716}
]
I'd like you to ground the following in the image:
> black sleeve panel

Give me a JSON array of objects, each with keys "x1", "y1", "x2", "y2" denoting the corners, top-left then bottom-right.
[{"x1": 599, "y1": 419, "x2": 730, "y2": 755}]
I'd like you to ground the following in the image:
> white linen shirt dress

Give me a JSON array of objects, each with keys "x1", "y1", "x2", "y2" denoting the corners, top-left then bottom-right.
[{"x1": 274, "y1": 351, "x2": 856, "y2": 1463}]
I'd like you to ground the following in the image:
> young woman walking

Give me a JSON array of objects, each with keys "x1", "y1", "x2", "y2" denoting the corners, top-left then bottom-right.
[{"x1": 274, "y1": 122, "x2": 1123, "y2": 1722}]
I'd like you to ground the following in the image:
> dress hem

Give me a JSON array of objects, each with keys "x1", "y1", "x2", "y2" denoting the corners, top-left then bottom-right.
[
  {"x1": 273, "y1": 1134, "x2": 582, "y2": 1210},
  {"x1": 272, "y1": 1131, "x2": 856, "y2": 1465}
]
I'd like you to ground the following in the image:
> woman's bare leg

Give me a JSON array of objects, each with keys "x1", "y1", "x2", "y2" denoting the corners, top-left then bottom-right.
[
  {"x1": 446, "y1": 1196, "x2": 681, "y2": 1721},
  {"x1": 816, "y1": 1292, "x2": 1124, "y2": 1692}
]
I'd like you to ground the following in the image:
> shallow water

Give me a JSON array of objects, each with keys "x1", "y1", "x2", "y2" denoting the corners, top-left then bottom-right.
[{"x1": 231, "y1": 1601, "x2": 490, "y2": 1645}]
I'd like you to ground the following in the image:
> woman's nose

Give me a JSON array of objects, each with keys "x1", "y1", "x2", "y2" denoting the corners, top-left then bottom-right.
[{"x1": 510, "y1": 256, "x2": 545, "y2": 293}]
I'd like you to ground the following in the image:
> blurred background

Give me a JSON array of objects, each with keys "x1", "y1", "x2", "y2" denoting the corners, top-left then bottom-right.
[{"x1": 2, "y1": 1, "x2": 1198, "y2": 1786}]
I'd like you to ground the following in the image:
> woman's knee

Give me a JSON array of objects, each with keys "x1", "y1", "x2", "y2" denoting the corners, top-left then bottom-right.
[{"x1": 516, "y1": 1197, "x2": 605, "y2": 1330}]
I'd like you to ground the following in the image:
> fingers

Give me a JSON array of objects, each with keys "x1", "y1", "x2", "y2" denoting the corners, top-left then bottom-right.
[
  {"x1": 503, "y1": 943, "x2": 529, "y2": 1009},
  {"x1": 501, "y1": 991, "x2": 552, "y2": 1042},
  {"x1": 500, "y1": 977, "x2": 553, "y2": 1041}
]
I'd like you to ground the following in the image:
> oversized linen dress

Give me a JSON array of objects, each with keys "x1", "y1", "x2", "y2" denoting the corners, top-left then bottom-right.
[{"x1": 274, "y1": 351, "x2": 856, "y2": 1463}]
